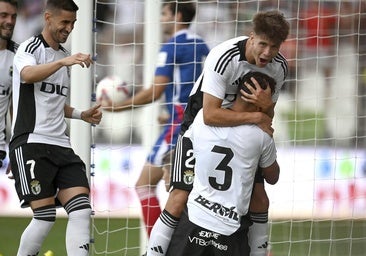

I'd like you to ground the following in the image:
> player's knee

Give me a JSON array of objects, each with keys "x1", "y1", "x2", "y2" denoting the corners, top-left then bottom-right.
[
  {"x1": 64, "y1": 193, "x2": 91, "y2": 215},
  {"x1": 165, "y1": 189, "x2": 189, "y2": 218}
]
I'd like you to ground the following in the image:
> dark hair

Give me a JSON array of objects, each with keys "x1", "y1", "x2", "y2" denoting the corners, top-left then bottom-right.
[
  {"x1": 0, "y1": 0, "x2": 18, "y2": 8},
  {"x1": 46, "y1": 0, "x2": 78, "y2": 12},
  {"x1": 240, "y1": 71, "x2": 276, "y2": 95},
  {"x1": 252, "y1": 10, "x2": 289, "y2": 46},
  {"x1": 163, "y1": 0, "x2": 196, "y2": 24}
]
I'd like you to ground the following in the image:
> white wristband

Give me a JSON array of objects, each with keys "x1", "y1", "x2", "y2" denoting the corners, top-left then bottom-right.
[{"x1": 71, "y1": 109, "x2": 82, "y2": 119}]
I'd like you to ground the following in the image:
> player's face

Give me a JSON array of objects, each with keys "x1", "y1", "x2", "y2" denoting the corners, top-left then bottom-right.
[
  {"x1": 160, "y1": 4, "x2": 175, "y2": 36},
  {"x1": 46, "y1": 9, "x2": 76, "y2": 44},
  {"x1": 0, "y1": 2, "x2": 17, "y2": 41},
  {"x1": 248, "y1": 33, "x2": 281, "y2": 68}
]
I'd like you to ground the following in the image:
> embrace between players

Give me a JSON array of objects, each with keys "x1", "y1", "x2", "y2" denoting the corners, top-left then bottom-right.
[
  {"x1": 99, "y1": 2, "x2": 289, "y2": 256},
  {"x1": 143, "y1": 4, "x2": 290, "y2": 256}
]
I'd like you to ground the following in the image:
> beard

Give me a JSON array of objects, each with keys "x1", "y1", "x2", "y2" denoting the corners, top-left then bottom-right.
[{"x1": 0, "y1": 27, "x2": 14, "y2": 41}]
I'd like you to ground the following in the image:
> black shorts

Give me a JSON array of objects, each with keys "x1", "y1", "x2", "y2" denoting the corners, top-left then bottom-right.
[
  {"x1": 166, "y1": 209, "x2": 251, "y2": 256},
  {"x1": 10, "y1": 143, "x2": 89, "y2": 208},
  {"x1": 170, "y1": 134, "x2": 195, "y2": 192}
]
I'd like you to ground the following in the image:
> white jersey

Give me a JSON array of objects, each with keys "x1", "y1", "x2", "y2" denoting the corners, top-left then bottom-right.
[
  {"x1": 187, "y1": 109, "x2": 277, "y2": 235},
  {"x1": 180, "y1": 36, "x2": 288, "y2": 133},
  {"x1": 0, "y1": 40, "x2": 18, "y2": 151},
  {"x1": 11, "y1": 34, "x2": 71, "y2": 151}
]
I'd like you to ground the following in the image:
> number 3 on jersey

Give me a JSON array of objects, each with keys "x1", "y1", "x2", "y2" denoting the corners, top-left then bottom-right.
[{"x1": 209, "y1": 145, "x2": 233, "y2": 191}]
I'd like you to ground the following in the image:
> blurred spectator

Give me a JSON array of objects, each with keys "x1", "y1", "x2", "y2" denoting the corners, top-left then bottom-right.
[
  {"x1": 299, "y1": 1, "x2": 336, "y2": 85},
  {"x1": 192, "y1": 0, "x2": 236, "y2": 48},
  {"x1": 12, "y1": 0, "x2": 45, "y2": 44}
]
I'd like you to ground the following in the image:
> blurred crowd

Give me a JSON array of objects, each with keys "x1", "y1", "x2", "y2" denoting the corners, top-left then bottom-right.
[{"x1": 12, "y1": 0, "x2": 366, "y2": 146}]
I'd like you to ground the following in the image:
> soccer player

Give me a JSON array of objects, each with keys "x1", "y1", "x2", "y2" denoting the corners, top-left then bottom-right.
[
  {"x1": 166, "y1": 72, "x2": 280, "y2": 256},
  {"x1": 147, "y1": 10, "x2": 289, "y2": 256},
  {"x1": 101, "y1": 0, "x2": 209, "y2": 236},
  {"x1": 10, "y1": 1, "x2": 102, "y2": 255},
  {"x1": 0, "y1": 0, "x2": 17, "y2": 170}
]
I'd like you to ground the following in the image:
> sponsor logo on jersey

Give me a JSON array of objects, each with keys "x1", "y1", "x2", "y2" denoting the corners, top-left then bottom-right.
[
  {"x1": 194, "y1": 194, "x2": 239, "y2": 222},
  {"x1": 183, "y1": 169, "x2": 194, "y2": 185},
  {"x1": 188, "y1": 231, "x2": 228, "y2": 251},
  {"x1": 30, "y1": 180, "x2": 41, "y2": 195},
  {"x1": 40, "y1": 82, "x2": 68, "y2": 96}
]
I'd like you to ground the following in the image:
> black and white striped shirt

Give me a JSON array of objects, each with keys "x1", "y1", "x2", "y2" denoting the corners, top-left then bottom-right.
[{"x1": 11, "y1": 34, "x2": 71, "y2": 151}]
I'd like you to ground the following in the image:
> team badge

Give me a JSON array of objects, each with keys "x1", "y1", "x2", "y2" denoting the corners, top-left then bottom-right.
[
  {"x1": 183, "y1": 170, "x2": 194, "y2": 185},
  {"x1": 30, "y1": 180, "x2": 41, "y2": 195}
]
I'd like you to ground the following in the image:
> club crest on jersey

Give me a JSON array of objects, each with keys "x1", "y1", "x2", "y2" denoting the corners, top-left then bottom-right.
[
  {"x1": 183, "y1": 170, "x2": 194, "y2": 185},
  {"x1": 30, "y1": 180, "x2": 41, "y2": 195}
]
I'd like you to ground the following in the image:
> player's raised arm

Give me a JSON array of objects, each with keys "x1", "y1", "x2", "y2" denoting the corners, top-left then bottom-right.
[{"x1": 20, "y1": 53, "x2": 93, "y2": 84}]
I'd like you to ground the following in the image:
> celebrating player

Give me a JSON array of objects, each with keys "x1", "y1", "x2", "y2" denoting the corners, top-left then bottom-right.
[
  {"x1": 166, "y1": 72, "x2": 280, "y2": 256},
  {"x1": 101, "y1": 0, "x2": 209, "y2": 236},
  {"x1": 10, "y1": 1, "x2": 102, "y2": 255},
  {"x1": 0, "y1": 0, "x2": 17, "y2": 171},
  {"x1": 147, "y1": 10, "x2": 289, "y2": 256}
]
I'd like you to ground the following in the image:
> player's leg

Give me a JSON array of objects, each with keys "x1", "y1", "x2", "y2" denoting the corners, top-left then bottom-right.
[
  {"x1": 58, "y1": 188, "x2": 91, "y2": 256},
  {"x1": 56, "y1": 148, "x2": 92, "y2": 256},
  {"x1": 248, "y1": 175, "x2": 270, "y2": 256},
  {"x1": 10, "y1": 144, "x2": 57, "y2": 256},
  {"x1": 147, "y1": 135, "x2": 194, "y2": 256},
  {"x1": 165, "y1": 209, "x2": 207, "y2": 256},
  {"x1": 136, "y1": 125, "x2": 179, "y2": 236},
  {"x1": 136, "y1": 163, "x2": 164, "y2": 236}
]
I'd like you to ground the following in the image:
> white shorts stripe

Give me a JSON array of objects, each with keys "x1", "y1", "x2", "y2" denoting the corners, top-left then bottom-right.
[
  {"x1": 15, "y1": 147, "x2": 30, "y2": 195},
  {"x1": 173, "y1": 136, "x2": 182, "y2": 182}
]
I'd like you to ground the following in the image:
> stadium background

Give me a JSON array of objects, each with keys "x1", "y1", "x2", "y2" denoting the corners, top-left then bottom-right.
[{"x1": 1, "y1": 0, "x2": 366, "y2": 255}]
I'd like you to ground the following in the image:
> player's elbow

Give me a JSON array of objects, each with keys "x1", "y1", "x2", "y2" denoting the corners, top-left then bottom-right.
[
  {"x1": 202, "y1": 110, "x2": 217, "y2": 126},
  {"x1": 263, "y1": 162, "x2": 280, "y2": 185}
]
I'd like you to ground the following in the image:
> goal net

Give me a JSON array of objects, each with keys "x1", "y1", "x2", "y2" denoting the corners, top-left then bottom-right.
[{"x1": 91, "y1": 0, "x2": 366, "y2": 255}]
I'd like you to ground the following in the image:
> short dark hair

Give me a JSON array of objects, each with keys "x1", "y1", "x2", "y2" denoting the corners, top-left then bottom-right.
[
  {"x1": 240, "y1": 71, "x2": 276, "y2": 95},
  {"x1": 252, "y1": 10, "x2": 289, "y2": 46},
  {"x1": 0, "y1": 0, "x2": 18, "y2": 8},
  {"x1": 46, "y1": 0, "x2": 78, "y2": 13},
  {"x1": 163, "y1": 0, "x2": 196, "y2": 24}
]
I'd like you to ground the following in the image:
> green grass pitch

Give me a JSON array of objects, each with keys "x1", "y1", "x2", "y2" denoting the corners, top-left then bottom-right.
[{"x1": 1, "y1": 217, "x2": 365, "y2": 256}]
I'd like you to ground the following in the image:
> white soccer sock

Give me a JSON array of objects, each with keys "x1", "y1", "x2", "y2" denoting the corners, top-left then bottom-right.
[
  {"x1": 248, "y1": 212, "x2": 269, "y2": 256},
  {"x1": 17, "y1": 218, "x2": 54, "y2": 256},
  {"x1": 66, "y1": 208, "x2": 92, "y2": 256},
  {"x1": 147, "y1": 210, "x2": 179, "y2": 256}
]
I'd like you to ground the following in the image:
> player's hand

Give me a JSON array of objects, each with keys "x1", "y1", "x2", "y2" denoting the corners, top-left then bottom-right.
[
  {"x1": 241, "y1": 77, "x2": 273, "y2": 112},
  {"x1": 255, "y1": 112, "x2": 274, "y2": 137},
  {"x1": 62, "y1": 53, "x2": 93, "y2": 68},
  {"x1": 81, "y1": 104, "x2": 103, "y2": 124},
  {"x1": 5, "y1": 162, "x2": 14, "y2": 179}
]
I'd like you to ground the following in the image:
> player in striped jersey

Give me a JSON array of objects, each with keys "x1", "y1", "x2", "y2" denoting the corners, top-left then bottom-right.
[
  {"x1": 166, "y1": 72, "x2": 280, "y2": 256},
  {"x1": 147, "y1": 10, "x2": 289, "y2": 256},
  {"x1": 0, "y1": 0, "x2": 17, "y2": 171},
  {"x1": 9, "y1": 1, "x2": 102, "y2": 255}
]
